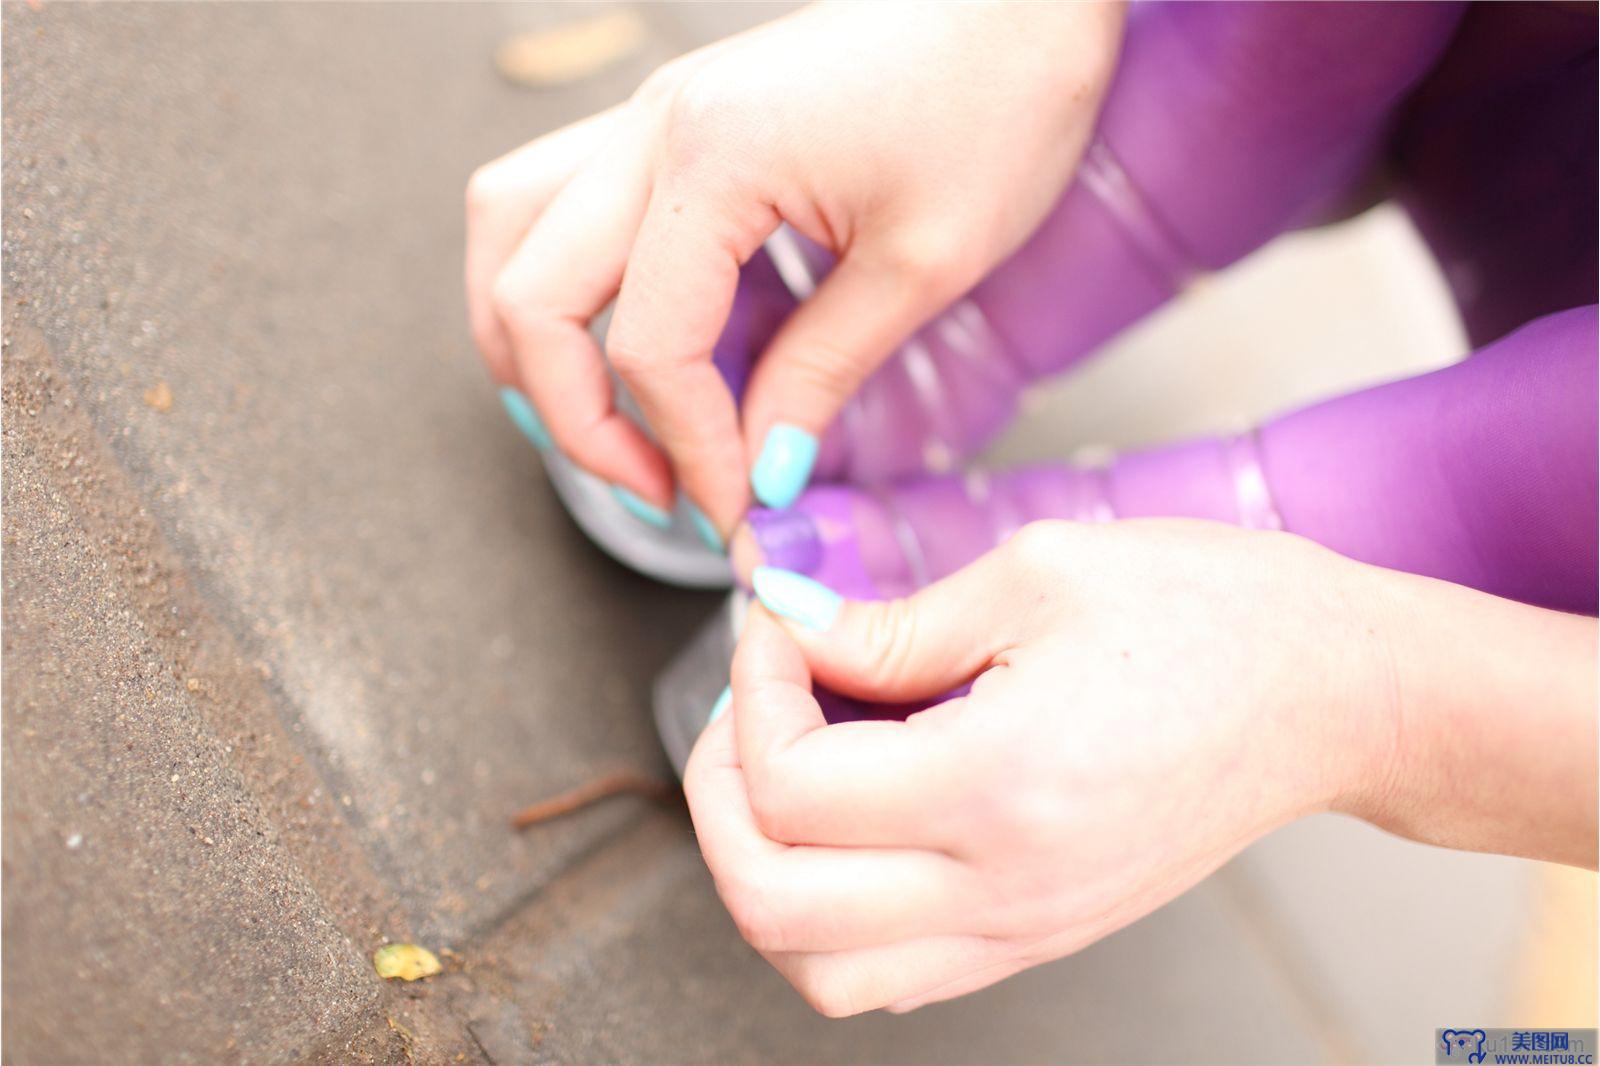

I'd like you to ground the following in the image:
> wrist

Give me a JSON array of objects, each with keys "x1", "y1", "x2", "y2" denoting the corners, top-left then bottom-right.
[
  {"x1": 1321, "y1": 561, "x2": 1417, "y2": 825},
  {"x1": 1327, "y1": 564, "x2": 1599, "y2": 867},
  {"x1": 1273, "y1": 548, "x2": 1413, "y2": 824}
]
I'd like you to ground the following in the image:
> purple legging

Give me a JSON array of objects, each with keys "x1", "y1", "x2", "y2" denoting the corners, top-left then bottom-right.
[
  {"x1": 713, "y1": 1, "x2": 1467, "y2": 483},
  {"x1": 752, "y1": 306, "x2": 1598, "y2": 617},
  {"x1": 716, "y1": 2, "x2": 1597, "y2": 623},
  {"x1": 1390, "y1": 1, "x2": 1597, "y2": 347}
]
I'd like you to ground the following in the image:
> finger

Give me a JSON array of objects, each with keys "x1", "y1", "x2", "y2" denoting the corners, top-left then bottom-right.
[
  {"x1": 884, "y1": 956, "x2": 1032, "y2": 1013},
  {"x1": 731, "y1": 608, "x2": 966, "y2": 848},
  {"x1": 466, "y1": 107, "x2": 623, "y2": 382},
  {"x1": 749, "y1": 524, "x2": 1076, "y2": 702},
  {"x1": 739, "y1": 243, "x2": 967, "y2": 508},
  {"x1": 605, "y1": 169, "x2": 778, "y2": 535},
  {"x1": 886, "y1": 921, "x2": 1106, "y2": 1013},
  {"x1": 684, "y1": 700, "x2": 976, "y2": 954},
  {"x1": 491, "y1": 128, "x2": 673, "y2": 505},
  {"x1": 767, "y1": 934, "x2": 1014, "y2": 1019}
]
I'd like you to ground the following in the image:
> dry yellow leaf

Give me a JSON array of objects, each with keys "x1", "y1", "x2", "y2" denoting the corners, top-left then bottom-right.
[
  {"x1": 494, "y1": 9, "x2": 647, "y2": 89},
  {"x1": 373, "y1": 943, "x2": 442, "y2": 982}
]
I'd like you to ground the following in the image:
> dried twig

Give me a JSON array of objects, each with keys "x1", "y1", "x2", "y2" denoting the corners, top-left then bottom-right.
[{"x1": 510, "y1": 771, "x2": 675, "y2": 830}]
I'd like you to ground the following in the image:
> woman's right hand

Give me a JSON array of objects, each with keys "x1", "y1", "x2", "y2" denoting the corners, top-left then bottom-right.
[
  {"x1": 466, "y1": 1, "x2": 1125, "y2": 537},
  {"x1": 688, "y1": 519, "x2": 1597, "y2": 1015},
  {"x1": 690, "y1": 521, "x2": 1396, "y2": 1014}
]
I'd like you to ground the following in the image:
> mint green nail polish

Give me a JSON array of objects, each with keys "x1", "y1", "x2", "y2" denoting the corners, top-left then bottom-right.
[
  {"x1": 752, "y1": 566, "x2": 842, "y2": 631},
  {"x1": 685, "y1": 502, "x2": 724, "y2": 553},
  {"x1": 611, "y1": 485, "x2": 672, "y2": 529},
  {"x1": 751, "y1": 423, "x2": 818, "y2": 509},
  {"x1": 708, "y1": 686, "x2": 732, "y2": 724},
  {"x1": 499, "y1": 386, "x2": 553, "y2": 452}
]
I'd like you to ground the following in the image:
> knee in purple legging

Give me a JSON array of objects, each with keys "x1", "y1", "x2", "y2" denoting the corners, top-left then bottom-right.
[{"x1": 711, "y1": 2, "x2": 1467, "y2": 484}]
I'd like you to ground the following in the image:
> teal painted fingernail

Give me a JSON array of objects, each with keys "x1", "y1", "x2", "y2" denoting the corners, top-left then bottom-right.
[
  {"x1": 708, "y1": 686, "x2": 732, "y2": 724},
  {"x1": 499, "y1": 387, "x2": 553, "y2": 452},
  {"x1": 685, "y1": 501, "x2": 724, "y2": 553},
  {"x1": 611, "y1": 485, "x2": 672, "y2": 529},
  {"x1": 751, "y1": 423, "x2": 818, "y2": 509},
  {"x1": 752, "y1": 566, "x2": 841, "y2": 631}
]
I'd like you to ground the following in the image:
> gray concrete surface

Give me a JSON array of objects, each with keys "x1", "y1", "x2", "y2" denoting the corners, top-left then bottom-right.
[
  {"x1": 3, "y1": 3, "x2": 1575, "y2": 1064},
  {"x1": 2, "y1": 1, "x2": 741, "y2": 950},
  {"x1": 442, "y1": 812, "x2": 1322, "y2": 1066},
  {"x1": 4, "y1": 328, "x2": 380, "y2": 1063}
]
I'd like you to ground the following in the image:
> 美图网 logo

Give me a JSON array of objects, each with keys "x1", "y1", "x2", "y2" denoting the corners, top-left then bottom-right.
[{"x1": 1437, "y1": 1029, "x2": 1599, "y2": 1065}]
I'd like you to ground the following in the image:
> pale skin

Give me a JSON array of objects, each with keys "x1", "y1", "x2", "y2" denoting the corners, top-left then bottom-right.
[
  {"x1": 470, "y1": 2, "x2": 1599, "y2": 1017},
  {"x1": 685, "y1": 521, "x2": 1597, "y2": 1016},
  {"x1": 466, "y1": 1, "x2": 1125, "y2": 532}
]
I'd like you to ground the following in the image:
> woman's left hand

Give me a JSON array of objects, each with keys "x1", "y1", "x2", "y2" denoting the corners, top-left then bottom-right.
[{"x1": 685, "y1": 520, "x2": 1404, "y2": 1015}]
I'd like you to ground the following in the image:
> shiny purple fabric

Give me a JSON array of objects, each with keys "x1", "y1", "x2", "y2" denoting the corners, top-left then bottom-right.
[
  {"x1": 1391, "y1": 2, "x2": 1598, "y2": 347},
  {"x1": 754, "y1": 307, "x2": 1599, "y2": 616},
  {"x1": 712, "y1": 2, "x2": 1466, "y2": 482},
  {"x1": 715, "y1": 1, "x2": 1597, "y2": 629}
]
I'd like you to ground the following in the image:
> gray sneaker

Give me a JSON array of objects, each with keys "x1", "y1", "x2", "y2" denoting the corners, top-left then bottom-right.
[
  {"x1": 542, "y1": 448, "x2": 733, "y2": 590},
  {"x1": 651, "y1": 592, "x2": 746, "y2": 777}
]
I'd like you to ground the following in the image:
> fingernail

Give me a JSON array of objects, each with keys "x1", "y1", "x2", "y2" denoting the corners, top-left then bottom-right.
[
  {"x1": 747, "y1": 508, "x2": 821, "y2": 575},
  {"x1": 752, "y1": 566, "x2": 841, "y2": 631},
  {"x1": 685, "y1": 501, "x2": 724, "y2": 553},
  {"x1": 610, "y1": 485, "x2": 672, "y2": 529},
  {"x1": 708, "y1": 685, "x2": 732, "y2": 724},
  {"x1": 499, "y1": 387, "x2": 553, "y2": 452},
  {"x1": 751, "y1": 423, "x2": 818, "y2": 510}
]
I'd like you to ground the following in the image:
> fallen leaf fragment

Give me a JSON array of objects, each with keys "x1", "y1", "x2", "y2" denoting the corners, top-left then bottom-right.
[
  {"x1": 142, "y1": 381, "x2": 173, "y2": 412},
  {"x1": 373, "y1": 943, "x2": 442, "y2": 982},
  {"x1": 494, "y1": 8, "x2": 647, "y2": 89}
]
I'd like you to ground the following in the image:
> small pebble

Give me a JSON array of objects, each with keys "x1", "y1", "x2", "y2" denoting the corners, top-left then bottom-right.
[{"x1": 142, "y1": 381, "x2": 173, "y2": 412}]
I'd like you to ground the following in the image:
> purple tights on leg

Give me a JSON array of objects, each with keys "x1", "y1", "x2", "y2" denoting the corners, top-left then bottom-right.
[
  {"x1": 753, "y1": 307, "x2": 1598, "y2": 615},
  {"x1": 713, "y1": 2, "x2": 1466, "y2": 483}
]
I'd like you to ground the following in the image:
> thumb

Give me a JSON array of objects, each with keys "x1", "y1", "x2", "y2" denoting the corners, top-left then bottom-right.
[
  {"x1": 740, "y1": 239, "x2": 965, "y2": 509},
  {"x1": 748, "y1": 526, "x2": 1060, "y2": 702}
]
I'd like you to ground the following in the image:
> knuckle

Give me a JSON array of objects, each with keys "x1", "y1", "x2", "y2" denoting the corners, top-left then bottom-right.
[
  {"x1": 993, "y1": 783, "x2": 1070, "y2": 854},
  {"x1": 605, "y1": 331, "x2": 700, "y2": 379},
  {"x1": 879, "y1": 224, "x2": 975, "y2": 290},
  {"x1": 781, "y1": 339, "x2": 866, "y2": 406},
  {"x1": 464, "y1": 162, "x2": 508, "y2": 218},
  {"x1": 488, "y1": 274, "x2": 530, "y2": 328},
  {"x1": 721, "y1": 873, "x2": 789, "y2": 953},
  {"x1": 469, "y1": 317, "x2": 505, "y2": 363},
  {"x1": 666, "y1": 72, "x2": 728, "y2": 135},
  {"x1": 603, "y1": 334, "x2": 653, "y2": 377},
  {"x1": 1003, "y1": 520, "x2": 1076, "y2": 578},
  {"x1": 489, "y1": 275, "x2": 559, "y2": 345},
  {"x1": 742, "y1": 767, "x2": 795, "y2": 842},
  {"x1": 794, "y1": 967, "x2": 866, "y2": 1019},
  {"x1": 632, "y1": 56, "x2": 693, "y2": 107},
  {"x1": 681, "y1": 745, "x2": 715, "y2": 807},
  {"x1": 806, "y1": 987, "x2": 858, "y2": 1020},
  {"x1": 661, "y1": 72, "x2": 739, "y2": 166},
  {"x1": 864, "y1": 598, "x2": 920, "y2": 690}
]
